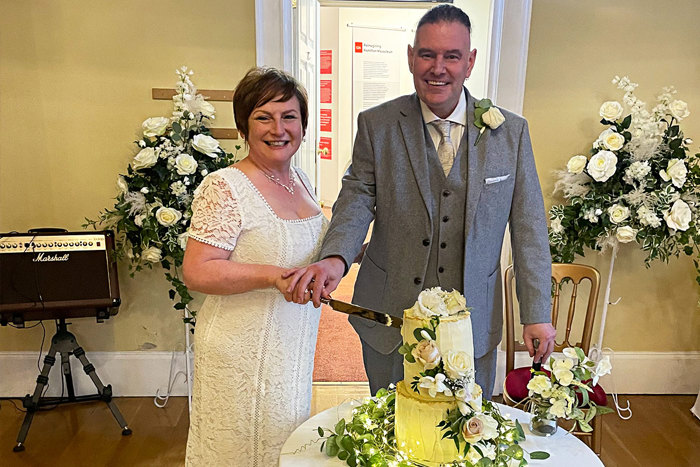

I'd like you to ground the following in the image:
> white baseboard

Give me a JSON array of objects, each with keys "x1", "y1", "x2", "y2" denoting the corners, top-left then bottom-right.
[
  {"x1": 493, "y1": 350, "x2": 700, "y2": 396},
  {"x1": 0, "y1": 351, "x2": 192, "y2": 397},
  {"x1": 1, "y1": 350, "x2": 698, "y2": 397}
]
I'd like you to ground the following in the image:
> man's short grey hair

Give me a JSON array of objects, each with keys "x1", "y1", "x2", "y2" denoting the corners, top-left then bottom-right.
[{"x1": 416, "y1": 4, "x2": 472, "y2": 35}]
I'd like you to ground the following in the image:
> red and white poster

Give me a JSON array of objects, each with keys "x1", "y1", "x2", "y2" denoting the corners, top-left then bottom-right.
[
  {"x1": 320, "y1": 80, "x2": 332, "y2": 104},
  {"x1": 320, "y1": 49, "x2": 332, "y2": 74},
  {"x1": 319, "y1": 137, "x2": 332, "y2": 160},
  {"x1": 320, "y1": 109, "x2": 332, "y2": 133}
]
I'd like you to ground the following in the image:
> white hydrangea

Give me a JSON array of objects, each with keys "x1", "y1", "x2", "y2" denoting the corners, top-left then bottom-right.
[
  {"x1": 623, "y1": 161, "x2": 651, "y2": 185},
  {"x1": 636, "y1": 205, "x2": 661, "y2": 228}
]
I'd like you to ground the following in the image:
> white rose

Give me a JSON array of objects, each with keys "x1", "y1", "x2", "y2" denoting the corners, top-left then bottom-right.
[
  {"x1": 185, "y1": 95, "x2": 216, "y2": 118},
  {"x1": 443, "y1": 350, "x2": 472, "y2": 379},
  {"x1": 664, "y1": 199, "x2": 692, "y2": 231},
  {"x1": 527, "y1": 375, "x2": 552, "y2": 395},
  {"x1": 178, "y1": 232, "x2": 189, "y2": 250},
  {"x1": 587, "y1": 150, "x2": 618, "y2": 182},
  {"x1": 192, "y1": 134, "x2": 220, "y2": 157},
  {"x1": 142, "y1": 246, "x2": 162, "y2": 263},
  {"x1": 132, "y1": 147, "x2": 158, "y2": 170},
  {"x1": 443, "y1": 289, "x2": 467, "y2": 315},
  {"x1": 134, "y1": 213, "x2": 147, "y2": 227},
  {"x1": 566, "y1": 155, "x2": 588, "y2": 174},
  {"x1": 669, "y1": 99, "x2": 690, "y2": 120},
  {"x1": 116, "y1": 176, "x2": 129, "y2": 194},
  {"x1": 417, "y1": 288, "x2": 448, "y2": 317},
  {"x1": 599, "y1": 101, "x2": 624, "y2": 121},
  {"x1": 174, "y1": 154, "x2": 198, "y2": 175},
  {"x1": 562, "y1": 347, "x2": 579, "y2": 361},
  {"x1": 659, "y1": 159, "x2": 688, "y2": 188},
  {"x1": 461, "y1": 413, "x2": 498, "y2": 444},
  {"x1": 155, "y1": 207, "x2": 183, "y2": 227},
  {"x1": 482, "y1": 107, "x2": 505, "y2": 129},
  {"x1": 550, "y1": 217, "x2": 564, "y2": 234},
  {"x1": 607, "y1": 204, "x2": 630, "y2": 224},
  {"x1": 549, "y1": 399, "x2": 568, "y2": 418},
  {"x1": 616, "y1": 225, "x2": 637, "y2": 243},
  {"x1": 553, "y1": 367, "x2": 574, "y2": 386},
  {"x1": 411, "y1": 339, "x2": 441, "y2": 370},
  {"x1": 601, "y1": 129, "x2": 625, "y2": 151},
  {"x1": 142, "y1": 117, "x2": 170, "y2": 137}
]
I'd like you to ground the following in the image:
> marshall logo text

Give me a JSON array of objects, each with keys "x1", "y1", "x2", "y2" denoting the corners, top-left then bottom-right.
[{"x1": 33, "y1": 253, "x2": 70, "y2": 263}]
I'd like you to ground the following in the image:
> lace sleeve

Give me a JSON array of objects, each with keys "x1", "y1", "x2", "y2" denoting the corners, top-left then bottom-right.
[{"x1": 188, "y1": 172, "x2": 241, "y2": 251}]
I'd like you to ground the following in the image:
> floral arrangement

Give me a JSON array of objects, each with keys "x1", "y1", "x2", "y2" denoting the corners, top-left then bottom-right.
[
  {"x1": 473, "y1": 98, "x2": 505, "y2": 145},
  {"x1": 318, "y1": 387, "x2": 549, "y2": 467},
  {"x1": 85, "y1": 67, "x2": 239, "y2": 322},
  {"x1": 548, "y1": 76, "x2": 700, "y2": 283},
  {"x1": 526, "y1": 347, "x2": 613, "y2": 432}
]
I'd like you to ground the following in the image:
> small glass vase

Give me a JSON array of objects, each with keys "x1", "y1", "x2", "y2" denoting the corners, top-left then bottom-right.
[{"x1": 529, "y1": 404, "x2": 558, "y2": 437}]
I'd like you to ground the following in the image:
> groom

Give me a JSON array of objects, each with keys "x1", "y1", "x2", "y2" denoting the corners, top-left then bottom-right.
[{"x1": 289, "y1": 4, "x2": 555, "y2": 398}]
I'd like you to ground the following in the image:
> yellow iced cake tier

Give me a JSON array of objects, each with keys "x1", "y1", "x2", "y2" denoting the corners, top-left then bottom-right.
[
  {"x1": 394, "y1": 380, "x2": 459, "y2": 465},
  {"x1": 401, "y1": 312, "x2": 474, "y2": 393}
]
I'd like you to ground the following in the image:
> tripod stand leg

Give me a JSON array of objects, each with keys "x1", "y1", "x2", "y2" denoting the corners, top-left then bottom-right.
[
  {"x1": 14, "y1": 348, "x2": 59, "y2": 451},
  {"x1": 73, "y1": 347, "x2": 132, "y2": 435}
]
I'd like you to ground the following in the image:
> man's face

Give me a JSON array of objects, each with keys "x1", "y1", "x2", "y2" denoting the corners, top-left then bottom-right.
[{"x1": 407, "y1": 21, "x2": 476, "y2": 119}]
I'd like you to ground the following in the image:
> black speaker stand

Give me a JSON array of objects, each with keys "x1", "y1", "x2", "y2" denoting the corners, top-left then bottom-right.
[{"x1": 13, "y1": 318, "x2": 132, "y2": 452}]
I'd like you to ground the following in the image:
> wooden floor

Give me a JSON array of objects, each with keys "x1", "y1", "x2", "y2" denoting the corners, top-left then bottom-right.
[{"x1": 1, "y1": 391, "x2": 698, "y2": 466}]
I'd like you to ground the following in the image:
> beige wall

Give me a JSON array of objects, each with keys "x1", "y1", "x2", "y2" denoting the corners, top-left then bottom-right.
[
  {"x1": 0, "y1": 1, "x2": 255, "y2": 351},
  {"x1": 525, "y1": 0, "x2": 700, "y2": 352}
]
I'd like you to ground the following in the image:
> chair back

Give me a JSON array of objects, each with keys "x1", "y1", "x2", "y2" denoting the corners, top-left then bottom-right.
[{"x1": 504, "y1": 263, "x2": 601, "y2": 374}]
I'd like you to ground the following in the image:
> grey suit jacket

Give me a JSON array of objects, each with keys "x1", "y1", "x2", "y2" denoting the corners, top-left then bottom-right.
[{"x1": 319, "y1": 89, "x2": 551, "y2": 357}]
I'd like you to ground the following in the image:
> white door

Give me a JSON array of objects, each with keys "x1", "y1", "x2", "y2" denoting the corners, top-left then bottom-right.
[{"x1": 292, "y1": 0, "x2": 320, "y2": 193}]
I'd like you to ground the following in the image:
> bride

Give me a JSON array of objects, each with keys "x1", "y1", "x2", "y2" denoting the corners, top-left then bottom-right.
[{"x1": 182, "y1": 67, "x2": 328, "y2": 466}]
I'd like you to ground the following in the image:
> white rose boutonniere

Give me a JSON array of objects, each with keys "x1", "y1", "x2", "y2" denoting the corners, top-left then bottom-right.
[
  {"x1": 474, "y1": 98, "x2": 504, "y2": 145},
  {"x1": 192, "y1": 134, "x2": 220, "y2": 158},
  {"x1": 155, "y1": 207, "x2": 183, "y2": 227},
  {"x1": 586, "y1": 150, "x2": 618, "y2": 182},
  {"x1": 566, "y1": 155, "x2": 588, "y2": 174},
  {"x1": 659, "y1": 159, "x2": 687, "y2": 188},
  {"x1": 142, "y1": 117, "x2": 170, "y2": 137},
  {"x1": 664, "y1": 199, "x2": 691, "y2": 231},
  {"x1": 132, "y1": 147, "x2": 158, "y2": 171}
]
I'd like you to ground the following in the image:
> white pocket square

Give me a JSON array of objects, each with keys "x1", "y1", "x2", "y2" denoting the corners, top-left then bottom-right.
[{"x1": 485, "y1": 174, "x2": 510, "y2": 185}]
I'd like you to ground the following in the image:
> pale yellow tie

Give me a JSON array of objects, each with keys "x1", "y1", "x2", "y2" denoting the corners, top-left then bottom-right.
[{"x1": 431, "y1": 120, "x2": 455, "y2": 175}]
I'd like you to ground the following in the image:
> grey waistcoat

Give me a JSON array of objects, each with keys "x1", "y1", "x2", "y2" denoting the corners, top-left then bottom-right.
[{"x1": 423, "y1": 123, "x2": 467, "y2": 292}]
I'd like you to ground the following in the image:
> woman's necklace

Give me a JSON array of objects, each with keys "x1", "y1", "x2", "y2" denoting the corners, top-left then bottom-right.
[{"x1": 250, "y1": 159, "x2": 296, "y2": 195}]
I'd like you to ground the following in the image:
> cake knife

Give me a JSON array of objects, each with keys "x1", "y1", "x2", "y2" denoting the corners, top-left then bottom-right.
[{"x1": 319, "y1": 297, "x2": 403, "y2": 329}]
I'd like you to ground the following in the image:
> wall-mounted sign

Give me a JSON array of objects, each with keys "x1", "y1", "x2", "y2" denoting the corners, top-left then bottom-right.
[
  {"x1": 320, "y1": 80, "x2": 332, "y2": 104},
  {"x1": 320, "y1": 109, "x2": 332, "y2": 133},
  {"x1": 319, "y1": 137, "x2": 332, "y2": 160},
  {"x1": 320, "y1": 49, "x2": 332, "y2": 74}
]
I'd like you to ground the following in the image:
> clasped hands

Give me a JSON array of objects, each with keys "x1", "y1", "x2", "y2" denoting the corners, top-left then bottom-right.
[{"x1": 278, "y1": 256, "x2": 346, "y2": 307}]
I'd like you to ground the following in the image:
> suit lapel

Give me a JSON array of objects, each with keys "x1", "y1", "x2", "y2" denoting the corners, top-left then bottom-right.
[
  {"x1": 399, "y1": 94, "x2": 433, "y2": 220},
  {"x1": 465, "y1": 89, "x2": 487, "y2": 238}
]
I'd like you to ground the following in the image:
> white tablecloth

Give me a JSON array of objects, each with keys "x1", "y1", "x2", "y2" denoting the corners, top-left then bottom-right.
[{"x1": 280, "y1": 400, "x2": 603, "y2": 466}]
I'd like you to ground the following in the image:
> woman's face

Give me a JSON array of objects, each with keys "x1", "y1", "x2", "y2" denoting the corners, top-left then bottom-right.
[{"x1": 246, "y1": 95, "x2": 304, "y2": 166}]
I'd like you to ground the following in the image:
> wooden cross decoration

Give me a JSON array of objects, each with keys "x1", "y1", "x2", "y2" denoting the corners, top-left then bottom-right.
[{"x1": 152, "y1": 88, "x2": 239, "y2": 140}]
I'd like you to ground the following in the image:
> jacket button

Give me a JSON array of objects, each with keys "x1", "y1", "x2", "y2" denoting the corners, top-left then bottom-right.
[
  {"x1": 442, "y1": 216, "x2": 450, "y2": 222},
  {"x1": 422, "y1": 239, "x2": 430, "y2": 246},
  {"x1": 414, "y1": 277, "x2": 422, "y2": 285},
  {"x1": 442, "y1": 190, "x2": 451, "y2": 197},
  {"x1": 438, "y1": 266, "x2": 445, "y2": 273},
  {"x1": 440, "y1": 242, "x2": 447, "y2": 249}
]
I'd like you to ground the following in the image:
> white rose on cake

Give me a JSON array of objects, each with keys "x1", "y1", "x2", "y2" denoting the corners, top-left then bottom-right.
[
  {"x1": 443, "y1": 350, "x2": 472, "y2": 379},
  {"x1": 461, "y1": 413, "x2": 498, "y2": 444},
  {"x1": 411, "y1": 339, "x2": 441, "y2": 370},
  {"x1": 443, "y1": 289, "x2": 468, "y2": 315}
]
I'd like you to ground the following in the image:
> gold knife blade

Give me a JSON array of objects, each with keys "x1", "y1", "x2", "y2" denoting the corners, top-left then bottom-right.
[{"x1": 320, "y1": 297, "x2": 403, "y2": 328}]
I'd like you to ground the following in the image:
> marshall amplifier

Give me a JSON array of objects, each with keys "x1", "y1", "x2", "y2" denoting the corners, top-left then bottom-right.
[{"x1": 0, "y1": 230, "x2": 121, "y2": 325}]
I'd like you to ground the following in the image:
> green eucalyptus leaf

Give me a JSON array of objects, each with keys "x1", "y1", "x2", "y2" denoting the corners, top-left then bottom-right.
[
  {"x1": 530, "y1": 451, "x2": 550, "y2": 460},
  {"x1": 318, "y1": 427, "x2": 324, "y2": 437},
  {"x1": 335, "y1": 419, "x2": 346, "y2": 435},
  {"x1": 326, "y1": 435, "x2": 340, "y2": 456}
]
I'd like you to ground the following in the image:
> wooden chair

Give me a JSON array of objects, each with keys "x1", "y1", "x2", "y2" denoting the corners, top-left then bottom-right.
[{"x1": 502, "y1": 263, "x2": 606, "y2": 455}]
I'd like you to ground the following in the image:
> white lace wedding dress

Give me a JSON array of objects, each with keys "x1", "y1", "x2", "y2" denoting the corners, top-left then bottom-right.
[{"x1": 185, "y1": 167, "x2": 328, "y2": 466}]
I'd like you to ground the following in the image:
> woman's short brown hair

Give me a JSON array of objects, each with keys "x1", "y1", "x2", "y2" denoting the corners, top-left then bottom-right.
[{"x1": 233, "y1": 67, "x2": 309, "y2": 140}]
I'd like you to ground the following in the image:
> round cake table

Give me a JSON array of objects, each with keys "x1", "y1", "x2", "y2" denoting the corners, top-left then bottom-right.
[{"x1": 280, "y1": 400, "x2": 603, "y2": 466}]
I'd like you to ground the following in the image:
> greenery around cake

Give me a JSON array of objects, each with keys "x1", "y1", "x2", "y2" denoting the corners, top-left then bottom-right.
[{"x1": 318, "y1": 289, "x2": 549, "y2": 466}]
